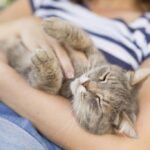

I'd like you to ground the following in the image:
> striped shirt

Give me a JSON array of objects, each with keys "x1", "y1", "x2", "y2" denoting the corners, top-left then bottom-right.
[{"x1": 30, "y1": 0, "x2": 150, "y2": 70}]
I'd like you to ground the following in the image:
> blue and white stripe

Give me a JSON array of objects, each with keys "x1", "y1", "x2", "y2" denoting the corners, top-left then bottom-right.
[{"x1": 30, "y1": 0, "x2": 150, "y2": 70}]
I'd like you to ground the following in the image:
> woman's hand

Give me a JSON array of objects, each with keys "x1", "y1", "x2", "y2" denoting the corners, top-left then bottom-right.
[{"x1": 0, "y1": 17, "x2": 74, "y2": 78}]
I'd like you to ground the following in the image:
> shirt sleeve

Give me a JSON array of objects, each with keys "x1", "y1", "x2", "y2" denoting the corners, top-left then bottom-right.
[
  {"x1": 143, "y1": 43, "x2": 150, "y2": 61},
  {"x1": 29, "y1": 0, "x2": 61, "y2": 18},
  {"x1": 139, "y1": 13, "x2": 150, "y2": 63},
  {"x1": 29, "y1": 0, "x2": 46, "y2": 13},
  {"x1": 142, "y1": 29, "x2": 150, "y2": 62},
  {"x1": 134, "y1": 12, "x2": 150, "y2": 63}
]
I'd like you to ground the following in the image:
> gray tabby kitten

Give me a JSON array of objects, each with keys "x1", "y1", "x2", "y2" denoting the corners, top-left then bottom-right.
[{"x1": 1, "y1": 17, "x2": 150, "y2": 138}]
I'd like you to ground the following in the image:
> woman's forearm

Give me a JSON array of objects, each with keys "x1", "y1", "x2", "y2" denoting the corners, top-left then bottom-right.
[
  {"x1": 0, "y1": 63, "x2": 150, "y2": 150},
  {"x1": 0, "y1": 64, "x2": 88, "y2": 150}
]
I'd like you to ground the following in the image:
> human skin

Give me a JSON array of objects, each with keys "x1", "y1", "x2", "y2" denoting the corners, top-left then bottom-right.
[
  {"x1": 0, "y1": 57, "x2": 150, "y2": 150},
  {"x1": 0, "y1": 17, "x2": 75, "y2": 79},
  {"x1": 0, "y1": 0, "x2": 150, "y2": 150},
  {"x1": 0, "y1": 0, "x2": 32, "y2": 22}
]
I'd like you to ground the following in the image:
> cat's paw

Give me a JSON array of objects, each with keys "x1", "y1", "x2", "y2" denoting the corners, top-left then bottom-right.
[
  {"x1": 31, "y1": 49, "x2": 55, "y2": 78},
  {"x1": 31, "y1": 49, "x2": 53, "y2": 66},
  {"x1": 42, "y1": 17, "x2": 66, "y2": 40},
  {"x1": 29, "y1": 49, "x2": 63, "y2": 94}
]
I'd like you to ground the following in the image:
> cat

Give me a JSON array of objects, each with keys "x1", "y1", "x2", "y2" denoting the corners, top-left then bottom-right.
[{"x1": 1, "y1": 17, "x2": 150, "y2": 138}]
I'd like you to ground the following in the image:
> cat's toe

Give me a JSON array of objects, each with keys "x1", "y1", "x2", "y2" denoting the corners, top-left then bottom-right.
[
  {"x1": 31, "y1": 49, "x2": 52, "y2": 68},
  {"x1": 34, "y1": 49, "x2": 49, "y2": 63},
  {"x1": 31, "y1": 54, "x2": 41, "y2": 67}
]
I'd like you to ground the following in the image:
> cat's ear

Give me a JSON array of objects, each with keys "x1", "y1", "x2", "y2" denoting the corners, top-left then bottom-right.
[
  {"x1": 127, "y1": 68, "x2": 150, "y2": 86},
  {"x1": 114, "y1": 112, "x2": 138, "y2": 138}
]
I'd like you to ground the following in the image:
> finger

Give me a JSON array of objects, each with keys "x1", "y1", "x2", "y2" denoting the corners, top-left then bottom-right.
[
  {"x1": 46, "y1": 37, "x2": 74, "y2": 79},
  {"x1": 52, "y1": 44, "x2": 74, "y2": 79},
  {"x1": 21, "y1": 28, "x2": 74, "y2": 78},
  {"x1": 21, "y1": 27, "x2": 48, "y2": 52}
]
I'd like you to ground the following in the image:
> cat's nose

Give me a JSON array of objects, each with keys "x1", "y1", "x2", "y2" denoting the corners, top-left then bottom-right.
[
  {"x1": 82, "y1": 81, "x2": 97, "y2": 90},
  {"x1": 82, "y1": 81, "x2": 90, "y2": 89}
]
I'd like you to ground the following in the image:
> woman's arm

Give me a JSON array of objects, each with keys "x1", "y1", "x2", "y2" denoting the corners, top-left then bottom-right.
[
  {"x1": 0, "y1": 58, "x2": 150, "y2": 150},
  {"x1": 0, "y1": 0, "x2": 32, "y2": 23}
]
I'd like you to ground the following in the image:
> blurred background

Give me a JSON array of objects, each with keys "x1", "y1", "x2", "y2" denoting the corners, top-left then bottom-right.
[{"x1": 0, "y1": 0, "x2": 16, "y2": 9}]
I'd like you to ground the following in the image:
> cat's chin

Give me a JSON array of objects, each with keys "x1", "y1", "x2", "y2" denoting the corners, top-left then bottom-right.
[
  {"x1": 71, "y1": 74, "x2": 90, "y2": 95},
  {"x1": 70, "y1": 78, "x2": 87, "y2": 95}
]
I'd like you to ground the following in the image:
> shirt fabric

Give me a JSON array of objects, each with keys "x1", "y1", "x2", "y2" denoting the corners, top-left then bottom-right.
[
  {"x1": 30, "y1": 0, "x2": 150, "y2": 70},
  {"x1": 1, "y1": 0, "x2": 150, "y2": 150}
]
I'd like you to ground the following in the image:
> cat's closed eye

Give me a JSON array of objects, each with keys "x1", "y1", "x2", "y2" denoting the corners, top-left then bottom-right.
[
  {"x1": 96, "y1": 95, "x2": 110, "y2": 107},
  {"x1": 99, "y1": 72, "x2": 110, "y2": 82}
]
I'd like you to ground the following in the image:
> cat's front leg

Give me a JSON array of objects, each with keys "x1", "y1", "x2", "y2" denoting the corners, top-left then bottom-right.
[{"x1": 29, "y1": 49, "x2": 63, "y2": 94}]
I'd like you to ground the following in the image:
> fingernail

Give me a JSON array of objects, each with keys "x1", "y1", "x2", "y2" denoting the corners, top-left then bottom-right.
[{"x1": 67, "y1": 72, "x2": 74, "y2": 79}]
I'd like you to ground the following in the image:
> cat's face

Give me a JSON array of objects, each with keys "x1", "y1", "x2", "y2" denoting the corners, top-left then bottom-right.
[{"x1": 71, "y1": 64, "x2": 140, "y2": 138}]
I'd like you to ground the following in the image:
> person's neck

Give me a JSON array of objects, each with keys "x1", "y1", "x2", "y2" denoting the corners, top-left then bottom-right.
[
  {"x1": 86, "y1": 0, "x2": 138, "y2": 11},
  {"x1": 85, "y1": 0, "x2": 142, "y2": 23}
]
